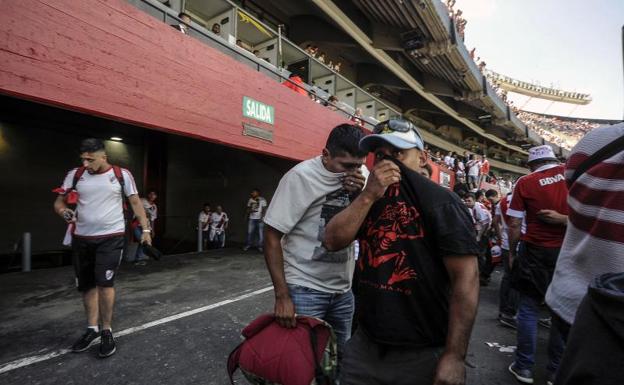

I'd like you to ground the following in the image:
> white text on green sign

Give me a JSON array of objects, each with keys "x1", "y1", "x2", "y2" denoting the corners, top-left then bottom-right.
[{"x1": 243, "y1": 97, "x2": 274, "y2": 125}]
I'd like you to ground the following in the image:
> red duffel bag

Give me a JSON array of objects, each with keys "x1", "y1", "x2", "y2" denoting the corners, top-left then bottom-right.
[{"x1": 227, "y1": 314, "x2": 338, "y2": 385}]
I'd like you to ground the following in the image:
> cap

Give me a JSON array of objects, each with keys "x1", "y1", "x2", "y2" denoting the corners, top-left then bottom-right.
[
  {"x1": 359, "y1": 121, "x2": 425, "y2": 152},
  {"x1": 527, "y1": 145, "x2": 558, "y2": 164}
]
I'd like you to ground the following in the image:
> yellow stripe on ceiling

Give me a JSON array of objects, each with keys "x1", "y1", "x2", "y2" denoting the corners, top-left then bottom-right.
[{"x1": 237, "y1": 10, "x2": 272, "y2": 38}]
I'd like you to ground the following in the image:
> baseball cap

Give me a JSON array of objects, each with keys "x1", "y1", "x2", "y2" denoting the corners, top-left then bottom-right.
[
  {"x1": 527, "y1": 145, "x2": 558, "y2": 164},
  {"x1": 359, "y1": 119, "x2": 425, "y2": 152}
]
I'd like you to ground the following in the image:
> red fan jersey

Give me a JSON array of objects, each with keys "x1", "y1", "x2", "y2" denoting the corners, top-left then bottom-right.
[{"x1": 508, "y1": 164, "x2": 569, "y2": 248}]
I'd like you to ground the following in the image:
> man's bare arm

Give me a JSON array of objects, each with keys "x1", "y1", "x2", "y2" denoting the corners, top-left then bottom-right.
[
  {"x1": 434, "y1": 255, "x2": 479, "y2": 385},
  {"x1": 53, "y1": 195, "x2": 70, "y2": 219},
  {"x1": 492, "y1": 214, "x2": 502, "y2": 242},
  {"x1": 536, "y1": 209, "x2": 567, "y2": 226},
  {"x1": 507, "y1": 217, "x2": 523, "y2": 264},
  {"x1": 128, "y1": 194, "x2": 152, "y2": 245},
  {"x1": 323, "y1": 192, "x2": 377, "y2": 251},
  {"x1": 264, "y1": 225, "x2": 296, "y2": 328},
  {"x1": 324, "y1": 160, "x2": 401, "y2": 251}
]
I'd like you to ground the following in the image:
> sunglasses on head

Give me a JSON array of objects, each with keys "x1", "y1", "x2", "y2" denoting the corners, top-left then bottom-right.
[{"x1": 373, "y1": 119, "x2": 424, "y2": 140}]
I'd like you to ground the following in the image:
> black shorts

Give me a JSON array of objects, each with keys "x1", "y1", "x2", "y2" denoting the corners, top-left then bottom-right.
[{"x1": 72, "y1": 235, "x2": 124, "y2": 291}]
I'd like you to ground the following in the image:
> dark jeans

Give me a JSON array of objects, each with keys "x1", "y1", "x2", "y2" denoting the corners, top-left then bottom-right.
[
  {"x1": 341, "y1": 329, "x2": 443, "y2": 385},
  {"x1": 499, "y1": 249, "x2": 519, "y2": 316},
  {"x1": 478, "y1": 236, "x2": 492, "y2": 280},
  {"x1": 551, "y1": 311, "x2": 571, "y2": 343},
  {"x1": 202, "y1": 230, "x2": 210, "y2": 249}
]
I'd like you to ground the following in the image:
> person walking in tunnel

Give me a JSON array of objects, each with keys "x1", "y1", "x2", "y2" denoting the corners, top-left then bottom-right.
[
  {"x1": 244, "y1": 188, "x2": 267, "y2": 252},
  {"x1": 209, "y1": 205, "x2": 229, "y2": 248},
  {"x1": 53, "y1": 138, "x2": 151, "y2": 358}
]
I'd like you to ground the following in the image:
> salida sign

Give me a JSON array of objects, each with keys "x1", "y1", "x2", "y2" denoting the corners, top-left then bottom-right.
[{"x1": 243, "y1": 96, "x2": 274, "y2": 125}]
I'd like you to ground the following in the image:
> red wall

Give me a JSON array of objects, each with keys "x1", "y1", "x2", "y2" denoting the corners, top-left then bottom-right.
[{"x1": 0, "y1": 0, "x2": 349, "y2": 161}]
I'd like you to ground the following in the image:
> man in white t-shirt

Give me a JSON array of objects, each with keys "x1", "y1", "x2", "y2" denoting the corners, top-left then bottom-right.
[
  {"x1": 443, "y1": 151, "x2": 454, "y2": 168},
  {"x1": 198, "y1": 203, "x2": 212, "y2": 250},
  {"x1": 53, "y1": 138, "x2": 151, "y2": 358},
  {"x1": 244, "y1": 189, "x2": 267, "y2": 252},
  {"x1": 263, "y1": 124, "x2": 368, "y2": 362},
  {"x1": 466, "y1": 154, "x2": 482, "y2": 190},
  {"x1": 209, "y1": 205, "x2": 229, "y2": 248}
]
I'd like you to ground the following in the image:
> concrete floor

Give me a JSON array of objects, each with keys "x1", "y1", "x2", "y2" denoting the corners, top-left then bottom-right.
[{"x1": 0, "y1": 249, "x2": 554, "y2": 384}]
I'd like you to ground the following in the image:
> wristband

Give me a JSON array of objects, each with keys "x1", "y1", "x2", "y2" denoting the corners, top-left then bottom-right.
[{"x1": 142, "y1": 229, "x2": 152, "y2": 233}]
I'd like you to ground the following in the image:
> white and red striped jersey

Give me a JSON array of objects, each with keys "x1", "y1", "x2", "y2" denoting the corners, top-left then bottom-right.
[{"x1": 546, "y1": 123, "x2": 624, "y2": 325}]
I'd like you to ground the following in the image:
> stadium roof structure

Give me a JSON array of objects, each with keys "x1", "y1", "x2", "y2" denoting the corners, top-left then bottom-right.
[
  {"x1": 307, "y1": 0, "x2": 543, "y2": 156},
  {"x1": 485, "y1": 70, "x2": 592, "y2": 105}
]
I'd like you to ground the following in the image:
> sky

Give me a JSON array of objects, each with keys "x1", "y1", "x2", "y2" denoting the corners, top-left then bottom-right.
[{"x1": 457, "y1": 0, "x2": 624, "y2": 120}]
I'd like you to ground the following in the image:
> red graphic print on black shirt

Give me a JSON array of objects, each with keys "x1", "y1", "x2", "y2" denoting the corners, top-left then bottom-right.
[{"x1": 359, "y1": 183, "x2": 424, "y2": 293}]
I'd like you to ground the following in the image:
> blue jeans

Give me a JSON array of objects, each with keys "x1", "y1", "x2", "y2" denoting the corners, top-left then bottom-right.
[
  {"x1": 210, "y1": 230, "x2": 225, "y2": 248},
  {"x1": 288, "y1": 284, "x2": 354, "y2": 361},
  {"x1": 246, "y1": 219, "x2": 264, "y2": 248},
  {"x1": 131, "y1": 227, "x2": 148, "y2": 262},
  {"x1": 515, "y1": 294, "x2": 565, "y2": 373}
]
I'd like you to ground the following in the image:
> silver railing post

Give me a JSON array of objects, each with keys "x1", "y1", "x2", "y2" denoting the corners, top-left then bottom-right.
[
  {"x1": 197, "y1": 221, "x2": 203, "y2": 252},
  {"x1": 22, "y1": 232, "x2": 31, "y2": 272}
]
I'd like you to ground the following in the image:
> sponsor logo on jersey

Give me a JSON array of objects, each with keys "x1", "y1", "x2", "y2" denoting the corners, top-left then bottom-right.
[{"x1": 538, "y1": 174, "x2": 565, "y2": 187}]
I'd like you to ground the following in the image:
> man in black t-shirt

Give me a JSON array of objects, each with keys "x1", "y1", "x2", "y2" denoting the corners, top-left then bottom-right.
[{"x1": 325, "y1": 120, "x2": 480, "y2": 385}]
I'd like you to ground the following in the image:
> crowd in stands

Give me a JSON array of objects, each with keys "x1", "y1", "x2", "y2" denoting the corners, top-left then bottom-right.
[
  {"x1": 517, "y1": 111, "x2": 601, "y2": 150},
  {"x1": 169, "y1": 11, "x2": 366, "y2": 126},
  {"x1": 446, "y1": 0, "x2": 467, "y2": 41},
  {"x1": 426, "y1": 147, "x2": 515, "y2": 192},
  {"x1": 442, "y1": 2, "x2": 603, "y2": 152},
  {"x1": 305, "y1": 45, "x2": 343, "y2": 73}
]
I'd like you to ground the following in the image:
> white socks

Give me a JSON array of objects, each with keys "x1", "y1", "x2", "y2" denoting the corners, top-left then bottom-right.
[{"x1": 88, "y1": 325, "x2": 99, "y2": 333}]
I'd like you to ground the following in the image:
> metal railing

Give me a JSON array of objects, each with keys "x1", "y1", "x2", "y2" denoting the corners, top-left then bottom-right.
[{"x1": 129, "y1": 0, "x2": 403, "y2": 131}]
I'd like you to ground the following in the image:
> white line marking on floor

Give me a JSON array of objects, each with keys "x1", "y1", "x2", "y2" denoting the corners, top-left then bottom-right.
[{"x1": 0, "y1": 286, "x2": 273, "y2": 375}]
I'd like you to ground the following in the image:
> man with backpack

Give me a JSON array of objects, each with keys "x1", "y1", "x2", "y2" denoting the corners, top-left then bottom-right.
[{"x1": 53, "y1": 138, "x2": 151, "y2": 358}]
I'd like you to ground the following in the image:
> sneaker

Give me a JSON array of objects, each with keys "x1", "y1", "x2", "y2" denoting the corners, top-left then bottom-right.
[
  {"x1": 508, "y1": 363, "x2": 534, "y2": 384},
  {"x1": 258, "y1": 247, "x2": 263, "y2": 253},
  {"x1": 134, "y1": 261, "x2": 147, "y2": 266},
  {"x1": 546, "y1": 371, "x2": 556, "y2": 385},
  {"x1": 99, "y1": 329, "x2": 117, "y2": 358},
  {"x1": 539, "y1": 317, "x2": 552, "y2": 329},
  {"x1": 499, "y1": 313, "x2": 517, "y2": 329},
  {"x1": 242, "y1": 245, "x2": 250, "y2": 251},
  {"x1": 71, "y1": 328, "x2": 100, "y2": 352}
]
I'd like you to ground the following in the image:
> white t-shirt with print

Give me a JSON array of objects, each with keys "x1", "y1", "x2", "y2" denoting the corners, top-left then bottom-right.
[
  {"x1": 210, "y1": 212, "x2": 229, "y2": 233},
  {"x1": 198, "y1": 211, "x2": 211, "y2": 231},
  {"x1": 467, "y1": 160, "x2": 482, "y2": 176},
  {"x1": 247, "y1": 197, "x2": 267, "y2": 220},
  {"x1": 264, "y1": 156, "x2": 369, "y2": 294},
  {"x1": 61, "y1": 167, "x2": 138, "y2": 237}
]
